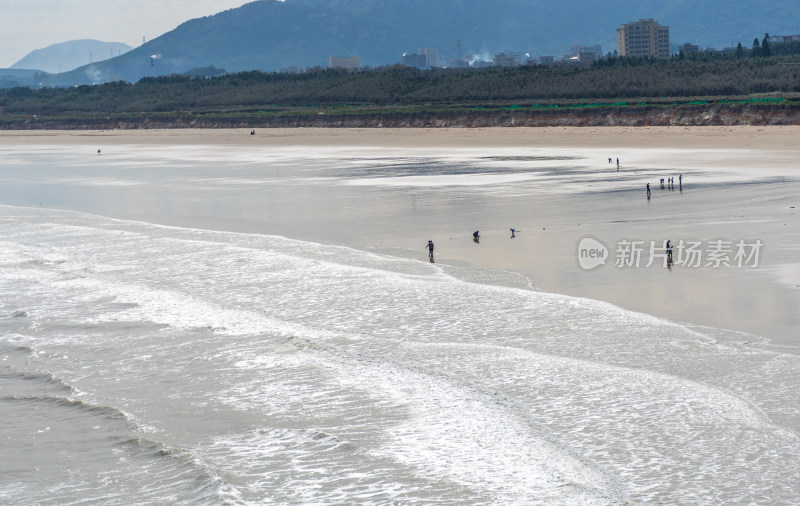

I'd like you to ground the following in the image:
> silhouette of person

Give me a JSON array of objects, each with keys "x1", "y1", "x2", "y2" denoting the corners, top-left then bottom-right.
[
  {"x1": 646, "y1": 183, "x2": 651, "y2": 198},
  {"x1": 473, "y1": 231, "x2": 480, "y2": 243},
  {"x1": 425, "y1": 240, "x2": 434, "y2": 261}
]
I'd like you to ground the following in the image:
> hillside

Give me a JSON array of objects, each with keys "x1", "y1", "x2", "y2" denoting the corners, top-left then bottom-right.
[
  {"x1": 40, "y1": 0, "x2": 800, "y2": 86},
  {"x1": 5, "y1": 51, "x2": 800, "y2": 130},
  {"x1": 0, "y1": 68, "x2": 51, "y2": 89},
  {"x1": 11, "y1": 39, "x2": 133, "y2": 74}
]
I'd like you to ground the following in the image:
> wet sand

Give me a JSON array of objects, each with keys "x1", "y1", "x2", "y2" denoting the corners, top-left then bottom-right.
[{"x1": 1, "y1": 127, "x2": 798, "y2": 344}]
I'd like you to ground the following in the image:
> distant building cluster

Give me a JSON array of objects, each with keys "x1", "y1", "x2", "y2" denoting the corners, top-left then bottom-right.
[
  {"x1": 402, "y1": 46, "x2": 582, "y2": 69},
  {"x1": 395, "y1": 19, "x2": 673, "y2": 71},
  {"x1": 273, "y1": 17, "x2": 796, "y2": 75}
]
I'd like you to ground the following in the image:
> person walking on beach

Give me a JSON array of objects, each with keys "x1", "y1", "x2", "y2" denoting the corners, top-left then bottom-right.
[
  {"x1": 608, "y1": 157, "x2": 612, "y2": 164},
  {"x1": 646, "y1": 183, "x2": 651, "y2": 198},
  {"x1": 425, "y1": 240, "x2": 435, "y2": 260},
  {"x1": 666, "y1": 239, "x2": 673, "y2": 263},
  {"x1": 616, "y1": 158, "x2": 620, "y2": 170},
  {"x1": 679, "y1": 174, "x2": 682, "y2": 186},
  {"x1": 473, "y1": 231, "x2": 480, "y2": 243}
]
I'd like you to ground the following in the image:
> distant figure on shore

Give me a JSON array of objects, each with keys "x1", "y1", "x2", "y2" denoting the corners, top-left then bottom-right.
[
  {"x1": 250, "y1": 129, "x2": 255, "y2": 135},
  {"x1": 473, "y1": 231, "x2": 480, "y2": 243},
  {"x1": 426, "y1": 240, "x2": 434, "y2": 261},
  {"x1": 660, "y1": 178, "x2": 665, "y2": 189},
  {"x1": 679, "y1": 174, "x2": 683, "y2": 186},
  {"x1": 616, "y1": 158, "x2": 620, "y2": 170},
  {"x1": 608, "y1": 157, "x2": 612, "y2": 164},
  {"x1": 97, "y1": 149, "x2": 101, "y2": 155},
  {"x1": 510, "y1": 228, "x2": 517, "y2": 239},
  {"x1": 646, "y1": 183, "x2": 651, "y2": 198},
  {"x1": 666, "y1": 239, "x2": 673, "y2": 263}
]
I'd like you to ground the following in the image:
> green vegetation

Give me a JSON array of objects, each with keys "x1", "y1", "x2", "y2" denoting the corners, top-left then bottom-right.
[{"x1": 3, "y1": 51, "x2": 800, "y2": 127}]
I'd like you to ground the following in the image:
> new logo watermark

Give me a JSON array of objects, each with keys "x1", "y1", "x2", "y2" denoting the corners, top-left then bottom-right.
[
  {"x1": 577, "y1": 238, "x2": 763, "y2": 270},
  {"x1": 577, "y1": 237, "x2": 609, "y2": 270}
]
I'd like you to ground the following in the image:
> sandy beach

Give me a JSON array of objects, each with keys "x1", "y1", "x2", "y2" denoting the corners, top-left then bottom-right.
[
  {"x1": 3, "y1": 125, "x2": 800, "y2": 150},
  {"x1": 1, "y1": 126, "x2": 798, "y2": 344}
]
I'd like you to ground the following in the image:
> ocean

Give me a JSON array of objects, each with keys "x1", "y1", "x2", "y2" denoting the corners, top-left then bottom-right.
[{"x1": 1, "y1": 140, "x2": 799, "y2": 504}]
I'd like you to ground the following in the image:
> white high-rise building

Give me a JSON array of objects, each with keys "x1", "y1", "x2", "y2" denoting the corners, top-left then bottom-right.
[
  {"x1": 616, "y1": 19, "x2": 670, "y2": 58},
  {"x1": 418, "y1": 48, "x2": 444, "y2": 68}
]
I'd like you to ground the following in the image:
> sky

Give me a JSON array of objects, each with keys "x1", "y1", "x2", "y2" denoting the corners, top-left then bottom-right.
[{"x1": 0, "y1": 0, "x2": 255, "y2": 67}]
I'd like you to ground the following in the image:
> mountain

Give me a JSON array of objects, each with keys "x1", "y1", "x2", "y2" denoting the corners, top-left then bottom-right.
[
  {"x1": 50, "y1": 0, "x2": 800, "y2": 86},
  {"x1": 11, "y1": 39, "x2": 133, "y2": 74},
  {"x1": 0, "y1": 68, "x2": 52, "y2": 89},
  {"x1": 301, "y1": 0, "x2": 800, "y2": 55}
]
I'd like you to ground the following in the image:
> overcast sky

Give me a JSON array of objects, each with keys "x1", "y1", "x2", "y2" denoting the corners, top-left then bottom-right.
[{"x1": 0, "y1": 0, "x2": 254, "y2": 67}]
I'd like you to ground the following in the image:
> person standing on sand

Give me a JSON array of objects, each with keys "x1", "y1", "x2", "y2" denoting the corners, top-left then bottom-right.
[
  {"x1": 473, "y1": 231, "x2": 480, "y2": 243},
  {"x1": 646, "y1": 183, "x2": 651, "y2": 198},
  {"x1": 426, "y1": 240, "x2": 434, "y2": 260},
  {"x1": 616, "y1": 158, "x2": 620, "y2": 169}
]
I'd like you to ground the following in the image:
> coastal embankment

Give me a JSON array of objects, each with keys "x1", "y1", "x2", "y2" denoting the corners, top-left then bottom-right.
[{"x1": 3, "y1": 102, "x2": 800, "y2": 130}]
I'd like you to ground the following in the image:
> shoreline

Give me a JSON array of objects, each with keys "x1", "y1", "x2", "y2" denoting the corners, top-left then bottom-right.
[
  {"x1": 1, "y1": 126, "x2": 798, "y2": 345},
  {"x1": 3, "y1": 101, "x2": 800, "y2": 130}
]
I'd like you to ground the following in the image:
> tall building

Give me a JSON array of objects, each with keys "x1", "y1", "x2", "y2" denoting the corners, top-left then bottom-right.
[
  {"x1": 417, "y1": 48, "x2": 444, "y2": 68},
  {"x1": 328, "y1": 56, "x2": 360, "y2": 70},
  {"x1": 616, "y1": 19, "x2": 670, "y2": 58},
  {"x1": 401, "y1": 52, "x2": 429, "y2": 69}
]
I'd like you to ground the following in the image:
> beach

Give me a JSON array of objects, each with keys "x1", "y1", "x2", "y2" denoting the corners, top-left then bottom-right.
[
  {"x1": 2, "y1": 127, "x2": 800, "y2": 504},
  {"x1": 3, "y1": 124, "x2": 800, "y2": 149},
  {"x1": 1, "y1": 126, "x2": 798, "y2": 343}
]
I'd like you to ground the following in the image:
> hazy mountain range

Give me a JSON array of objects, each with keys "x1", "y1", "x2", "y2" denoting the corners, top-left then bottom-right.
[
  {"x1": 8, "y1": 0, "x2": 800, "y2": 87},
  {"x1": 11, "y1": 39, "x2": 133, "y2": 74}
]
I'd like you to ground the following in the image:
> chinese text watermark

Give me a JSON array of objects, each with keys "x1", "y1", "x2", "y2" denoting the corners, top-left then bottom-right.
[{"x1": 578, "y1": 238, "x2": 763, "y2": 270}]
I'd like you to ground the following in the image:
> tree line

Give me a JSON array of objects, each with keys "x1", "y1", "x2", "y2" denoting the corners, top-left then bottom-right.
[{"x1": 3, "y1": 50, "x2": 800, "y2": 116}]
